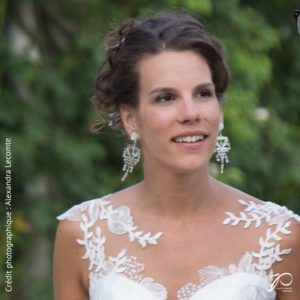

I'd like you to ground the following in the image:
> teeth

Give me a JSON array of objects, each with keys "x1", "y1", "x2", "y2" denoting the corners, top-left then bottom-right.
[{"x1": 174, "y1": 135, "x2": 205, "y2": 143}]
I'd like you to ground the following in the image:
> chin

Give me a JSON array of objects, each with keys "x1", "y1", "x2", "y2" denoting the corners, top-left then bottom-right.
[{"x1": 172, "y1": 158, "x2": 208, "y2": 175}]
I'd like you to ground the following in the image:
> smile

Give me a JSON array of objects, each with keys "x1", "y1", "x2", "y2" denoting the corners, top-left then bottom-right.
[{"x1": 173, "y1": 135, "x2": 207, "y2": 143}]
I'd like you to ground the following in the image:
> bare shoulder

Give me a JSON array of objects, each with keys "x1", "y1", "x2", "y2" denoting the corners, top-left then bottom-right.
[
  {"x1": 214, "y1": 178, "x2": 300, "y2": 223},
  {"x1": 53, "y1": 219, "x2": 89, "y2": 300},
  {"x1": 213, "y1": 178, "x2": 266, "y2": 208},
  {"x1": 214, "y1": 179, "x2": 300, "y2": 299},
  {"x1": 106, "y1": 184, "x2": 141, "y2": 207},
  {"x1": 275, "y1": 222, "x2": 300, "y2": 299}
]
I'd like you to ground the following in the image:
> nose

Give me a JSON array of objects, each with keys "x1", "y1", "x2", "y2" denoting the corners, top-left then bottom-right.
[{"x1": 177, "y1": 97, "x2": 201, "y2": 124}]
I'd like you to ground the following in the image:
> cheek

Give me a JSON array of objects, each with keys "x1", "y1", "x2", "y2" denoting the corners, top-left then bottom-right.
[
  {"x1": 138, "y1": 108, "x2": 172, "y2": 134},
  {"x1": 203, "y1": 103, "x2": 222, "y2": 124}
]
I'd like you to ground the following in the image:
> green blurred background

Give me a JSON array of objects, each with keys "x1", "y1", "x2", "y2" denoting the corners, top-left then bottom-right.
[{"x1": 0, "y1": 0, "x2": 299, "y2": 299}]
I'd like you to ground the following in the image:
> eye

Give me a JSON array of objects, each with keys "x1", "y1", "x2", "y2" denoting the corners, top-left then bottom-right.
[
  {"x1": 197, "y1": 89, "x2": 213, "y2": 98},
  {"x1": 155, "y1": 94, "x2": 176, "y2": 103}
]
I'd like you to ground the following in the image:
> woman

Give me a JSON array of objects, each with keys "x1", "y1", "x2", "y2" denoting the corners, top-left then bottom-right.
[{"x1": 53, "y1": 11, "x2": 300, "y2": 300}]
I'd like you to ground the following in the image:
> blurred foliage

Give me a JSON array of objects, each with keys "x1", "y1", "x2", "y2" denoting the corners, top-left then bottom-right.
[{"x1": 0, "y1": 0, "x2": 299, "y2": 299}]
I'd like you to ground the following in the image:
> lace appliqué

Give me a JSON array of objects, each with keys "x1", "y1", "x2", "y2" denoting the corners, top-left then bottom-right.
[
  {"x1": 58, "y1": 197, "x2": 299, "y2": 300},
  {"x1": 177, "y1": 252, "x2": 274, "y2": 300},
  {"x1": 223, "y1": 200, "x2": 300, "y2": 272},
  {"x1": 90, "y1": 249, "x2": 167, "y2": 299},
  {"x1": 79, "y1": 220, "x2": 166, "y2": 299},
  {"x1": 90, "y1": 249, "x2": 167, "y2": 300},
  {"x1": 57, "y1": 195, "x2": 163, "y2": 248},
  {"x1": 106, "y1": 204, "x2": 163, "y2": 247},
  {"x1": 177, "y1": 200, "x2": 300, "y2": 300},
  {"x1": 58, "y1": 195, "x2": 166, "y2": 299},
  {"x1": 223, "y1": 199, "x2": 300, "y2": 228}
]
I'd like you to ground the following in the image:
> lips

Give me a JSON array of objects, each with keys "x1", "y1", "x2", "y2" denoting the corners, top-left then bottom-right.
[
  {"x1": 171, "y1": 131, "x2": 208, "y2": 143},
  {"x1": 173, "y1": 135, "x2": 205, "y2": 143}
]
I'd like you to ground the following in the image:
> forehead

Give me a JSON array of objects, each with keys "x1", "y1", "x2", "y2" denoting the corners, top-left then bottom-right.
[{"x1": 138, "y1": 50, "x2": 212, "y2": 93}]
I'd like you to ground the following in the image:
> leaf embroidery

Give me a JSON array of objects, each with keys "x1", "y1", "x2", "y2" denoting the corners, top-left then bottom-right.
[{"x1": 58, "y1": 196, "x2": 300, "y2": 300}]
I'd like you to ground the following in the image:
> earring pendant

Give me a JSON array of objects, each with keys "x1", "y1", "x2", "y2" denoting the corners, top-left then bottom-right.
[
  {"x1": 121, "y1": 132, "x2": 141, "y2": 181},
  {"x1": 215, "y1": 123, "x2": 231, "y2": 174}
]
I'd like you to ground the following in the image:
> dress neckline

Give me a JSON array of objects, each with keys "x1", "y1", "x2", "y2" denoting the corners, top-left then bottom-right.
[{"x1": 57, "y1": 194, "x2": 300, "y2": 299}]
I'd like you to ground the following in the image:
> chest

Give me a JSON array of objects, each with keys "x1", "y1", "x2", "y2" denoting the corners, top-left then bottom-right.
[{"x1": 60, "y1": 196, "x2": 300, "y2": 299}]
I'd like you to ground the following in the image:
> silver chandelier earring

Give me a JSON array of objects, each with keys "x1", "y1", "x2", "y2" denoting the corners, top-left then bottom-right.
[
  {"x1": 121, "y1": 131, "x2": 141, "y2": 182},
  {"x1": 215, "y1": 122, "x2": 231, "y2": 174}
]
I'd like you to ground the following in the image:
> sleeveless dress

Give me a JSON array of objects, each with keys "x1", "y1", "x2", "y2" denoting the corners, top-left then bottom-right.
[{"x1": 57, "y1": 194, "x2": 300, "y2": 300}]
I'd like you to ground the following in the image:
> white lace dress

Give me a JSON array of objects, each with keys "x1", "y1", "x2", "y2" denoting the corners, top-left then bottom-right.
[{"x1": 57, "y1": 195, "x2": 300, "y2": 300}]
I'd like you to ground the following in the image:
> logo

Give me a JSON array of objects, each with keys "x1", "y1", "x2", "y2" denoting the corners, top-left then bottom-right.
[{"x1": 268, "y1": 273, "x2": 293, "y2": 292}]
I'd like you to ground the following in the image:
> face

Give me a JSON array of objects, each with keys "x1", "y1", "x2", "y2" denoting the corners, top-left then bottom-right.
[{"x1": 121, "y1": 50, "x2": 223, "y2": 175}]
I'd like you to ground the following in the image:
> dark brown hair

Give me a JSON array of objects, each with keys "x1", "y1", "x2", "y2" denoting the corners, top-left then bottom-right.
[{"x1": 90, "y1": 11, "x2": 231, "y2": 132}]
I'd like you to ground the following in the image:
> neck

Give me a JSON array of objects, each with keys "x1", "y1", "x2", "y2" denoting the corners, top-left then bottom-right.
[{"x1": 135, "y1": 163, "x2": 220, "y2": 221}]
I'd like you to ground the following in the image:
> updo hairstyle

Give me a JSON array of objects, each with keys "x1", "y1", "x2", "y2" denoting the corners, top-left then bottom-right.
[{"x1": 90, "y1": 11, "x2": 231, "y2": 132}]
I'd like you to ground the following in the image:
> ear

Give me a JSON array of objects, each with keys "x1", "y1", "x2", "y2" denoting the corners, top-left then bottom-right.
[{"x1": 120, "y1": 104, "x2": 139, "y2": 137}]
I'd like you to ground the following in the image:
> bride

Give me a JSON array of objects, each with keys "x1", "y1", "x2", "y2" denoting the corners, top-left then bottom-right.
[{"x1": 53, "y1": 11, "x2": 300, "y2": 300}]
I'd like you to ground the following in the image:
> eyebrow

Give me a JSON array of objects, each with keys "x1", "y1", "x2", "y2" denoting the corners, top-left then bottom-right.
[{"x1": 148, "y1": 83, "x2": 215, "y2": 96}]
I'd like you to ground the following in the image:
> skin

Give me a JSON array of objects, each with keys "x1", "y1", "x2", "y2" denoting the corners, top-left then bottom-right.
[
  {"x1": 53, "y1": 50, "x2": 300, "y2": 299},
  {"x1": 121, "y1": 50, "x2": 223, "y2": 219}
]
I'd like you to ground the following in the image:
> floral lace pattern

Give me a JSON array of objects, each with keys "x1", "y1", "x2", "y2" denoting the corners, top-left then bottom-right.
[
  {"x1": 177, "y1": 252, "x2": 275, "y2": 300},
  {"x1": 223, "y1": 199, "x2": 300, "y2": 228},
  {"x1": 58, "y1": 194, "x2": 163, "y2": 248},
  {"x1": 89, "y1": 248, "x2": 167, "y2": 299},
  {"x1": 177, "y1": 200, "x2": 300, "y2": 299},
  {"x1": 57, "y1": 195, "x2": 165, "y2": 298},
  {"x1": 223, "y1": 200, "x2": 299, "y2": 271},
  {"x1": 57, "y1": 196, "x2": 300, "y2": 300}
]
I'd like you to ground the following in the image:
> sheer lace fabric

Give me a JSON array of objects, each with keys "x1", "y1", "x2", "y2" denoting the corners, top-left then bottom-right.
[{"x1": 57, "y1": 195, "x2": 300, "y2": 300}]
